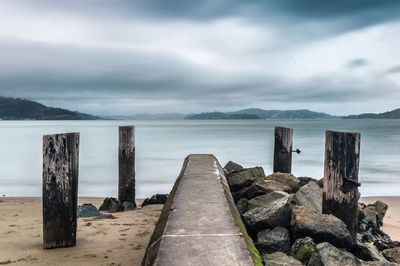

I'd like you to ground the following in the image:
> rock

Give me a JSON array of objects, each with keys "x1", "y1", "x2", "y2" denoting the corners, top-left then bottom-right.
[
  {"x1": 298, "y1": 176, "x2": 319, "y2": 187},
  {"x1": 290, "y1": 237, "x2": 315, "y2": 264},
  {"x1": 99, "y1": 197, "x2": 123, "y2": 213},
  {"x1": 142, "y1": 194, "x2": 168, "y2": 207},
  {"x1": 226, "y1": 167, "x2": 265, "y2": 191},
  {"x1": 317, "y1": 178, "x2": 324, "y2": 188},
  {"x1": 122, "y1": 201, "x2": 136, "y2": 211},
  {"x1": 236, "y1": 198, "x2": 249, "y2": 214},
  {"x1": 242, "y1": 194, "x2": 293, "y2": 235},
  {"x1": 235, "y1": 179, "x2": 293, "y2": 200},
  {"x1": 308, "y1": 242, "x2": 361, "y2": 266},
  {"x1": 248, "y1": 191, "x2": 289, "y2": 210},
  {"x1": 78, "y1": 203, "x2": 100, "y2": 217},
  {"x1": 99, "y1": 213, "x2": 116, "y2": 219},
  {"x1": 263, "y1": 252, "x2": 302, "y2": 266},
  {"x1": 224, "y1": 161, "x2": 243, "y2": 174},
  {"x1": 383, "y1": 247, "x2": 400, "y2": 263},
  {"x1": 265, "y1": 172, "x2": 301, "y2": 193},
  {"x1": 293, "y1": 181, "x2": 322, "y2": 213},
  {"x1": 256, "y1": 226, "x2": 291, "y2": 253},
  {"x1": 290, "y1": 206, "x2": 353, "y2": 249},
  {"x1": 359, "y1": 201, "x2": 388, "y2": 229},
  {"x1": 353, "y1": 241, "x2": 389, "y2": 262}
]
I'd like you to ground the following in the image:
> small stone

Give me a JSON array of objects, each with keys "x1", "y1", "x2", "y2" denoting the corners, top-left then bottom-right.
[
  {"x1": 99, "y1": 198, "x2": 123, "y2": 213},
  {"x1": 256, "y1": 226, "x2": 290, "y2": 253},
  {"x1": 99, "y1": 213, "x2": 116, "y2": 219},
  {"x1": 142, "y1": 194, "x2": 168, "y2": 207},
  {"x1": 122, "y1": 201, "x2": 136, "y2": 211},
  {"x1": 290, "y1": 237, "x2": 315, "y2": 264},
  {"x1": 78, "y1": 203, "x2": 100, "y2": 217},
  {"x1": 263, "y1": 252, "x2": 302, "y2": 266}
]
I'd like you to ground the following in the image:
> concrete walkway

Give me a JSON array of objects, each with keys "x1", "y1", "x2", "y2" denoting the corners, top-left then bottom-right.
[{"x1": 144, "y1": 154, "x2": 254, "y2": 266}]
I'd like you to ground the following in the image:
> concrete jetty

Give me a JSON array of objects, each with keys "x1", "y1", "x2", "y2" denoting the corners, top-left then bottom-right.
[{"x1": 142, "y1": 154, "x2": 259, "y2": 266}]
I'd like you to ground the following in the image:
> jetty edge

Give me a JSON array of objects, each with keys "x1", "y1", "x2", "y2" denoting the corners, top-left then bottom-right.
[{"x1": 142, "y1": 154, "x2": 262, "y2": 266}]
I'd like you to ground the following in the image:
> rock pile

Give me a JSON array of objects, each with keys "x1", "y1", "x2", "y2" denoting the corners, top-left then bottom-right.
[
  {"x1": 224, "y1": 161, "x2": 400, "y2": 265},
  {"x1": 99, "y1": 197, "x2": 136, "y2": 212},
  {"x1": 141, "y1": 194, "x2": 168, "y2": 207}
]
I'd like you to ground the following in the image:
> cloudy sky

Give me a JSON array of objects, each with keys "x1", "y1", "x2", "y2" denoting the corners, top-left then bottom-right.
[{"x1": 1, "y1": 0, "x2": 400, "y2": 115}]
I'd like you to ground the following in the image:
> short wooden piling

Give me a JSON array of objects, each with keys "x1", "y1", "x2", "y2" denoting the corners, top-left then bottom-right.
[
  {"x1": 118, "y1": 126, "x2": 136, "y2": 204},
  {"x1": 42, "y1": 132, "x2": 79, "y2": 249},
  {"x1": 273, "y1": 127, "x2": 293, "y2": 173},
  {"x1": 322, "y1": 130, "x2": 361, "y2": 243}
]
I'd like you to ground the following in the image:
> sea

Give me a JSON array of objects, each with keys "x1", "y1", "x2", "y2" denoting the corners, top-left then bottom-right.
[{"x1": 0, "y1": 119, "x2": 399, "y2": 198}]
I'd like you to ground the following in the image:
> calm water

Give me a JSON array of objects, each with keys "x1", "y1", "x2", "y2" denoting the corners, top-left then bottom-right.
[{"x1": 0, "y1": 120, "x2": 399, "y2": 197}]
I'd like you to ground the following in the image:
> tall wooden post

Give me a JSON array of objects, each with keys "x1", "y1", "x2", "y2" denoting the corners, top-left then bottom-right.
[
  {"x1": 43, "y1": 132, "x2": 79, "y2": 249},
  {"x1": 273, "y1": 127, "x2": 293, "y2": 173},
  {"x1": 323, "y1": 130, "x2": 361, "y2": 243},
  {"x1": 118, "y1": 126, "x2": 135, "y2": 203}
]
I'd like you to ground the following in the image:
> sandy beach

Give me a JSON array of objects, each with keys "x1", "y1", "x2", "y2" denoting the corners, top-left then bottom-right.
[
  {"x1": 0, "y1": 196, "x2": 399, "y2": 265},
  {"x1": 0, "y1": 197, "x2": 162, "y2": 265},
  {"x1": 361, "y1": 196, "x2": 400, "y2": 242}
]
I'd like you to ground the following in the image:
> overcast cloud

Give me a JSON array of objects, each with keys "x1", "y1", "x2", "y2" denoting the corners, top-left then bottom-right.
[{"x1": 0, "y1": 0, "x2": 399, "y2": 115}]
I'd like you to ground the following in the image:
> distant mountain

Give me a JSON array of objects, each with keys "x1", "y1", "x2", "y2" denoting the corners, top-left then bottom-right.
[
  {"x1": 104, "y1": 113, "x2": 185, "y2": 120},
  {"x1": 185, "y1": 112, "x2": 260, "y2": 120},
  {"x1": 0, "y1": 96, "x2": 100, "y2": 120},
  {"x1": 185, "y1": 108, "x2": 337, "y2": 120},
  {"x1": 343, "y1": 108, "x2": 400, "y2": 119}
]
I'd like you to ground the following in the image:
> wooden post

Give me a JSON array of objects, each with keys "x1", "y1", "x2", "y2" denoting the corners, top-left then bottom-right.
[
  {"x1": 42, "y1": 132, "x2": 79, "y2": 249},
  {"x1": 323, "y1": 130, "x2": 361, "y2": 243},
  {"x1": 273, "y1": 127, "x2": 293, "y2": 173},
  {"x1": 118, "y1": 126, "x2": 136, "y2": 204}
]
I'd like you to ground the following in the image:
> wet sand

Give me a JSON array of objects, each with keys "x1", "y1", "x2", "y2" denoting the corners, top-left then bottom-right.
[{"x1": 0, "y1": 197, "x2": 162, "y2": 265}]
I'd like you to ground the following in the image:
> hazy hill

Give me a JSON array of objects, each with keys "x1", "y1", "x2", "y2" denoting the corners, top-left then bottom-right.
[
  {"x1": 343, "y1": 108, "x2": 400, "y2": 119},
  {"x1": 104, "y1": 113, "x2": 185, "y2": 120},
  {"x1": 185, "y1": 108, "x2": 337, "y2": 120},
  {"x1": 0, "y1": 96, "x2": 100, "y2": 120}
]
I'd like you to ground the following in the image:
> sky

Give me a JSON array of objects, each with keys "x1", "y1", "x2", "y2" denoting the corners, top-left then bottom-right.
[{"x1": 0, "y1": 0, "x2": 400, "y2": 115}]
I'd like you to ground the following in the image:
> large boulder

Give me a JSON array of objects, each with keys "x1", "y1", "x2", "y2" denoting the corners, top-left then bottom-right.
[
  {"x1": 383, "y1": 247, "x2": 400, "y2": 263},
  {"x1": 256, "y1": 226, "x2": 291, "y2": 253},
  {"x1": 290, "y1": 237, "x2": 315, "y2": 264},
  {"x1": 263, "y1": 252, "x2": 302, "y2": 266},
  {"x1": 290, "y1": 206, "x2": 353, "y2": 249},
  {"x1": 243, "y1": 194, "x2": 293, "y2": 235},
  {"x1": 226, "y1": 167, "x2": 265, "y2": 191},
  {"x1": 235, "y1": 179, "x2": 292, "y2": 201},
  {"x1": 78, "y1": 203, "x2": 100, "y2": 217},
  {"x1": 298, "y1": 176, "x2": 319, "y2": 187},
  {"x1": 223, "y1": 161, "x2": 243, "y2": 174},
  {"x1": 293, "y1": 181, "x2": 322, "y2": 213},
  {"x1": 352, "y1": 241, "x2": 389, "y2": 262},
  {"x1": 99, "y1": 197, "x2": 123, "y2": 213},
  {"x1": 142, "y1": 194, "x2": 168, "y2": 207},
  {"x1": 235, "y1": 198, "x2": 249, "y2": 214},
  {"x1": 248, "y1": 191, "x2": 289, "y2": 210},
  {"x1": 265, "y1": 172, "x2": 301, "y2": 193},
  {"x1": 308, "y1": 242, "x2": 361, "y2": 266},
  {"x1": 359, "y1": 201, "x2": 388, "y2": 229}
]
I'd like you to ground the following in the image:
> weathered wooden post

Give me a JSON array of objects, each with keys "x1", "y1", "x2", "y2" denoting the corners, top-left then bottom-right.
[
  {"x1": 273, "y1": 127, "x2": 293, "y2": 173},
  {"x1": 323, "y1": 130, "x2": 361, "y2": 243},
  {"x1": 118, "y1": 126, "x2": 136, "y2": 204},
  {"x1": 42, "y1": 132, "x2": 79, "y2": 249}
]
